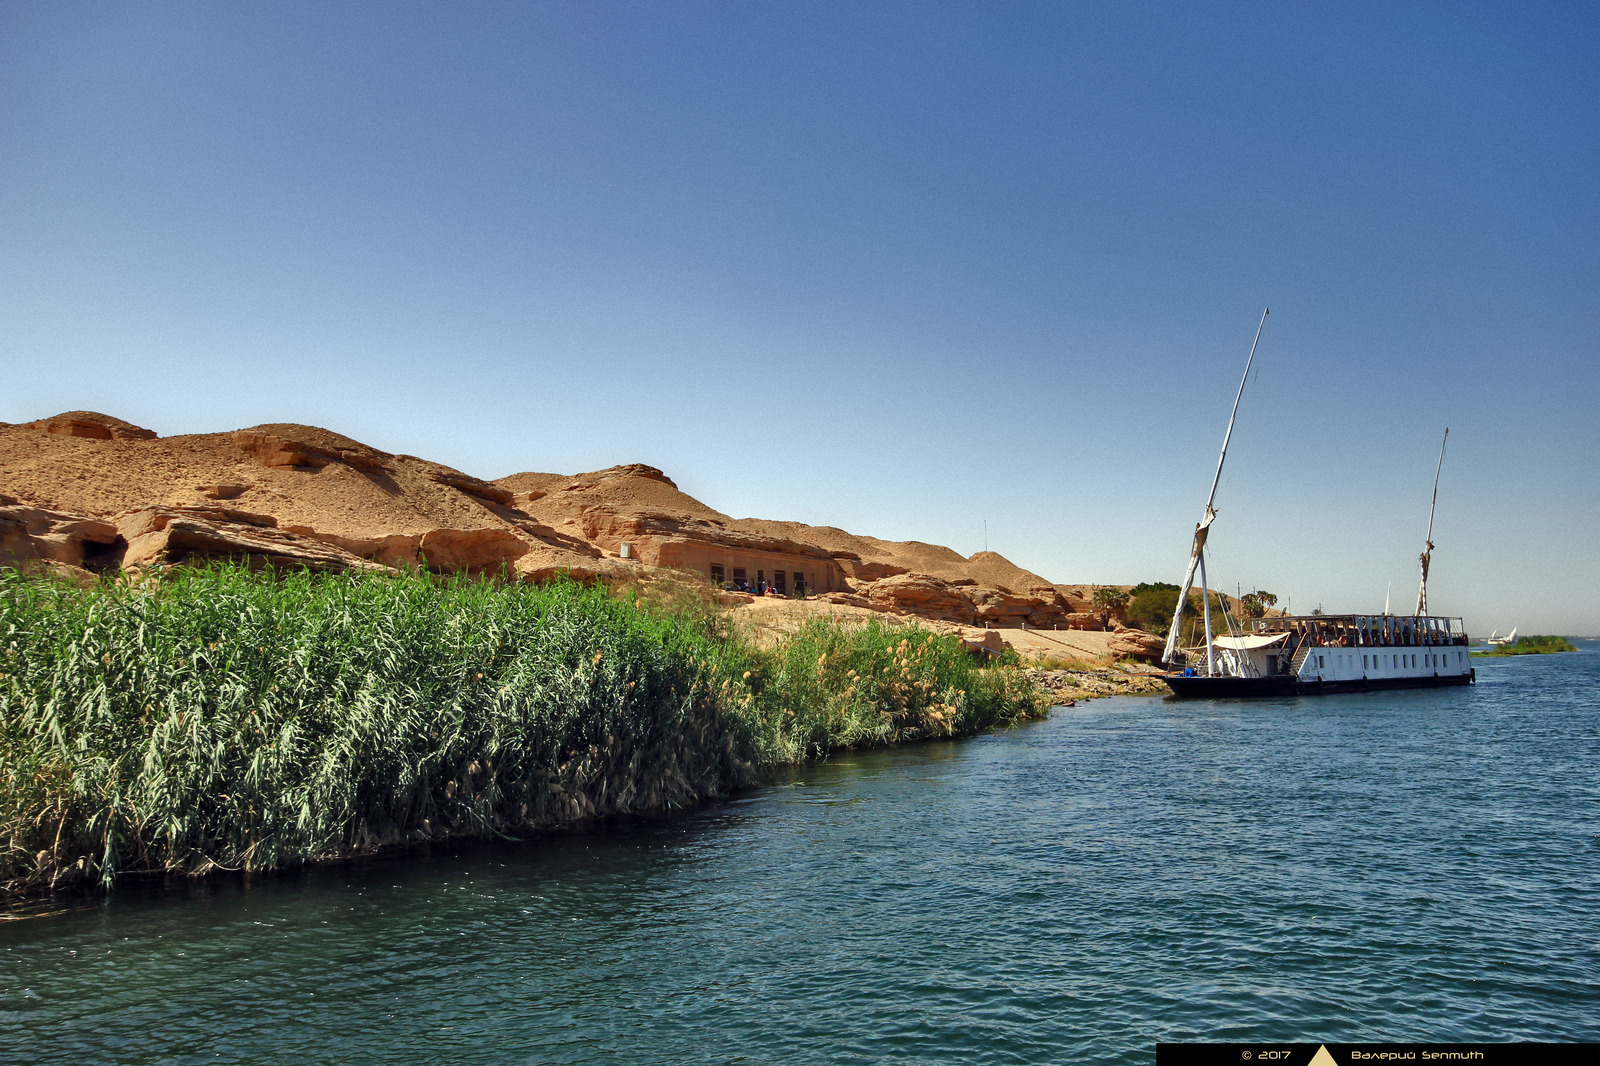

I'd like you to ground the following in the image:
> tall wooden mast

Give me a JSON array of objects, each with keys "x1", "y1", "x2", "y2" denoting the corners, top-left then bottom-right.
[
  {"x1": 1415, "y1": 428, "x2": 1449, "y2": 615},
  {"x1": 1162, "y1": 308, "x2": 1269, "y2": 669}
]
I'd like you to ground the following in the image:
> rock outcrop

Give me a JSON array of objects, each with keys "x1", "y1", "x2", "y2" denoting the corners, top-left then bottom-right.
[
  {"x1": 863, "y1": 573, "x2": 976, "y2": 622},
  {"x1": 117, "y1": 506, "x2": 385, "y2": 574},
  {"x1": 24, "y1": 411, "x2": 157, "y2": 441},
  {"x1": 0, "y1": 497, "x2": 123, "y2": 573},
  {"x1": 234, "y1": 425, "x2": 394, "y2": 474}
]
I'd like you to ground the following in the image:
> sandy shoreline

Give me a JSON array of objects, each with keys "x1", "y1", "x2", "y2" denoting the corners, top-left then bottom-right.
[{"x1": 728, "y1": 594, "x2": 1171, "y2": 701}]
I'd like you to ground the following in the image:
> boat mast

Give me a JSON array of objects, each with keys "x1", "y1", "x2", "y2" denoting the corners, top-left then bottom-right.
[
  {"x1": 1162, "y1": 308, "x2": 1269, "y2": 667},
  {"x1": 1415, "y1": 427, "x2": 1449, "y2": 615}
]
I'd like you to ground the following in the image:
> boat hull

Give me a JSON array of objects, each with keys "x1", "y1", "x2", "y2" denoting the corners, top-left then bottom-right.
[{"x1": 1162, "y1": 671, "x2": 1475, "y2": 698}]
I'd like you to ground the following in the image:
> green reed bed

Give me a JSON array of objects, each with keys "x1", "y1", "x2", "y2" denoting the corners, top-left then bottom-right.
[
  {"x1": 743, "y1": 616, "x2": 1040, "y2": 763},
  {"x1": 0, "y1": 566, "x2": 1043, "y2": 894}
]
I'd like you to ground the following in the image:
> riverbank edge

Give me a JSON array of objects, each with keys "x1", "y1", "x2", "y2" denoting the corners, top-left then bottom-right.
[{"x1": 2, "y1": 714, "x2": 1062, "y2": 919}]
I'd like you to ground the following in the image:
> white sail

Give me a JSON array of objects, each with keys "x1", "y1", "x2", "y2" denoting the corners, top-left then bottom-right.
[{"x1": 1163, "y1": 309, "x2": 1269, "y2": 667}]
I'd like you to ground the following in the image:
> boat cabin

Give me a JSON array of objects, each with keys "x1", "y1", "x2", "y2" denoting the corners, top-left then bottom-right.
[{"x1": 1191, "y1": 613, "x2": 1471, "y2": 682}]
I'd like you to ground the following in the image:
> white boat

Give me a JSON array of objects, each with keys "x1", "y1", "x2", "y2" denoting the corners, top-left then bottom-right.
[
  {"x1": 1160, "y1": 311, "x2": 1474, "y2": 698},
  {"x1": 1485, "y1": 628, "x2": 1518, "y2": 646}
]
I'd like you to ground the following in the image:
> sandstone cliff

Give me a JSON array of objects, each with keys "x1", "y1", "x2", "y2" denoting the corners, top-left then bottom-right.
[{"x1": 1, "y1": 411, "x2": 1106, "y2": 631}]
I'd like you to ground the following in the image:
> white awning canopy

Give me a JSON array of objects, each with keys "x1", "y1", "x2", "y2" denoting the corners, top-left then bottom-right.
[{"x1": 1211, "y1": 632, "x2": 1290, "y2": 651}]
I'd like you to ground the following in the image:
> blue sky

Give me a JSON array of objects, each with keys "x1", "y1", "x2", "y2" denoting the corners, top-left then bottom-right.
[{"x1": 4, "y1": 2, "x2": 1597, "y2": 633}]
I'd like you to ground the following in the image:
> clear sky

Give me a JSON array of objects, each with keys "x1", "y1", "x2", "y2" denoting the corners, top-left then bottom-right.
[{"x1": 4, "y1": 2, "x2": 1597, "y2": 634}]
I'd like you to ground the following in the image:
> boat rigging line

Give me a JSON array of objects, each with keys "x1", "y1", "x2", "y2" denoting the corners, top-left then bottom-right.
[
  {"x1": 1415, "y1": 427, "x2": 1449, "y2": 616},
  {"x1": 1162, "y1": 307, "x2": 1269, "y2": 670}
]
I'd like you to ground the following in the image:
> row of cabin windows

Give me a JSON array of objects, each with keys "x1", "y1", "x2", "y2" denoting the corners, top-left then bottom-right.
[
  {"x1": 708, "y1": 565, "x2": 809, "y2": 594},
  {"x1": 1313, "y1": 651, "x2": 1466, "y2": 671}
]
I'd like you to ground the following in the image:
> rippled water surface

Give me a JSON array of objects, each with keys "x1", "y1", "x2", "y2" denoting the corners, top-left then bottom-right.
[{"x1": 5, "y1": 645, "x2": 1599, "y2": 1064}]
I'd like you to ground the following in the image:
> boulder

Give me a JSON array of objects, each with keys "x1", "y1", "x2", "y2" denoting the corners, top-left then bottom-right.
[
  {"x1": 960, "y1": 628, "x2": 1010, "y2": 657},
  {"x1": 197, "y1": 484, "x2": 250, "y2": 500},
  {"x1": 1107, "y1": 625, "x2": 1167, "y2": 662},
  {"x1": 862, "y1": 573, "x2": 974, "y2": 622},
  {"x1": 514, "y1": 545, "x2": 613, "y2": 584}
]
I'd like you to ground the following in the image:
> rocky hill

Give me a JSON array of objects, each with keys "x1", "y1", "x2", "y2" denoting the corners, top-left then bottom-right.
[{"x1": 2, "y1": 411, "x2": 1110, "y2": 631}]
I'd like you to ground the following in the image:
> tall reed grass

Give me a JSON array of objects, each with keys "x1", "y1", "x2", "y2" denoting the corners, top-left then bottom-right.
[{"x1": 0, "y1": 565, "x2": 1043, "y2": 894}]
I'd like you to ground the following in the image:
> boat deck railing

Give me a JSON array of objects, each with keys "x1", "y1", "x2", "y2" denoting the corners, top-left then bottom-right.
[{"x1": 1249, "y1": 613, "x2": 1468, "y2": 647}]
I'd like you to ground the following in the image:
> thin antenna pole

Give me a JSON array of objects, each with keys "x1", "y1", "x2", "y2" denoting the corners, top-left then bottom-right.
[
  {"x1": 1162, "y1": 308, "x2": 1269, "y2": 666},
  {"x1": 1415, "y1": 428, "x2": 1449, "y2": 615}
]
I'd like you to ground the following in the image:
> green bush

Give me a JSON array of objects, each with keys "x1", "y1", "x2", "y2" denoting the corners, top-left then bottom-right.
[
  {"x1": 1127, "y1": 588, "x2": 1187, "y2": 631},
  {"x1": 1125, "y1": 586, "x2": 1234, "y2": 634}
]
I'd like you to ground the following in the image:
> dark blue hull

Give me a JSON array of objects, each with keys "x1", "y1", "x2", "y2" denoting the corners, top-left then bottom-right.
[{"x1": 1162, "y1": 670, "x2": 1475, "y2": 698}]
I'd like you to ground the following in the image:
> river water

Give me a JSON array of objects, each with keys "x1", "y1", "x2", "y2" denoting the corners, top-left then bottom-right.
[{"x1": 5, "y1": 645, "x2": 1599, "y2": 1064}]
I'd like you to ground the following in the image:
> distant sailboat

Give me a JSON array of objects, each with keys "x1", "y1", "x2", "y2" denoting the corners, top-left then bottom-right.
[{"x1": 1486, "y1": 628, "x2": 1518, "y2": 646}]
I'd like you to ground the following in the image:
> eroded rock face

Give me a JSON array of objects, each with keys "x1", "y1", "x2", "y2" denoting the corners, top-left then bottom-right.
[
  {"x1": 283, "y1": 527, "x2": 537, "y2": 574},
  {"x1": 415, "y1": 528, "x2": 529, "y2": 572},
  {"x1": 116, "y1": 506, "x2": 385, "y2": 574},
  {"x1": 964, "y1": 585, "x2": 1036, "y2": 625},
  {"x1": 25, "y1": 411, "x2": 157, "y2": 441},
  {"x1": 0, "y1": 500, "x2": 123, "y2": 571}
]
